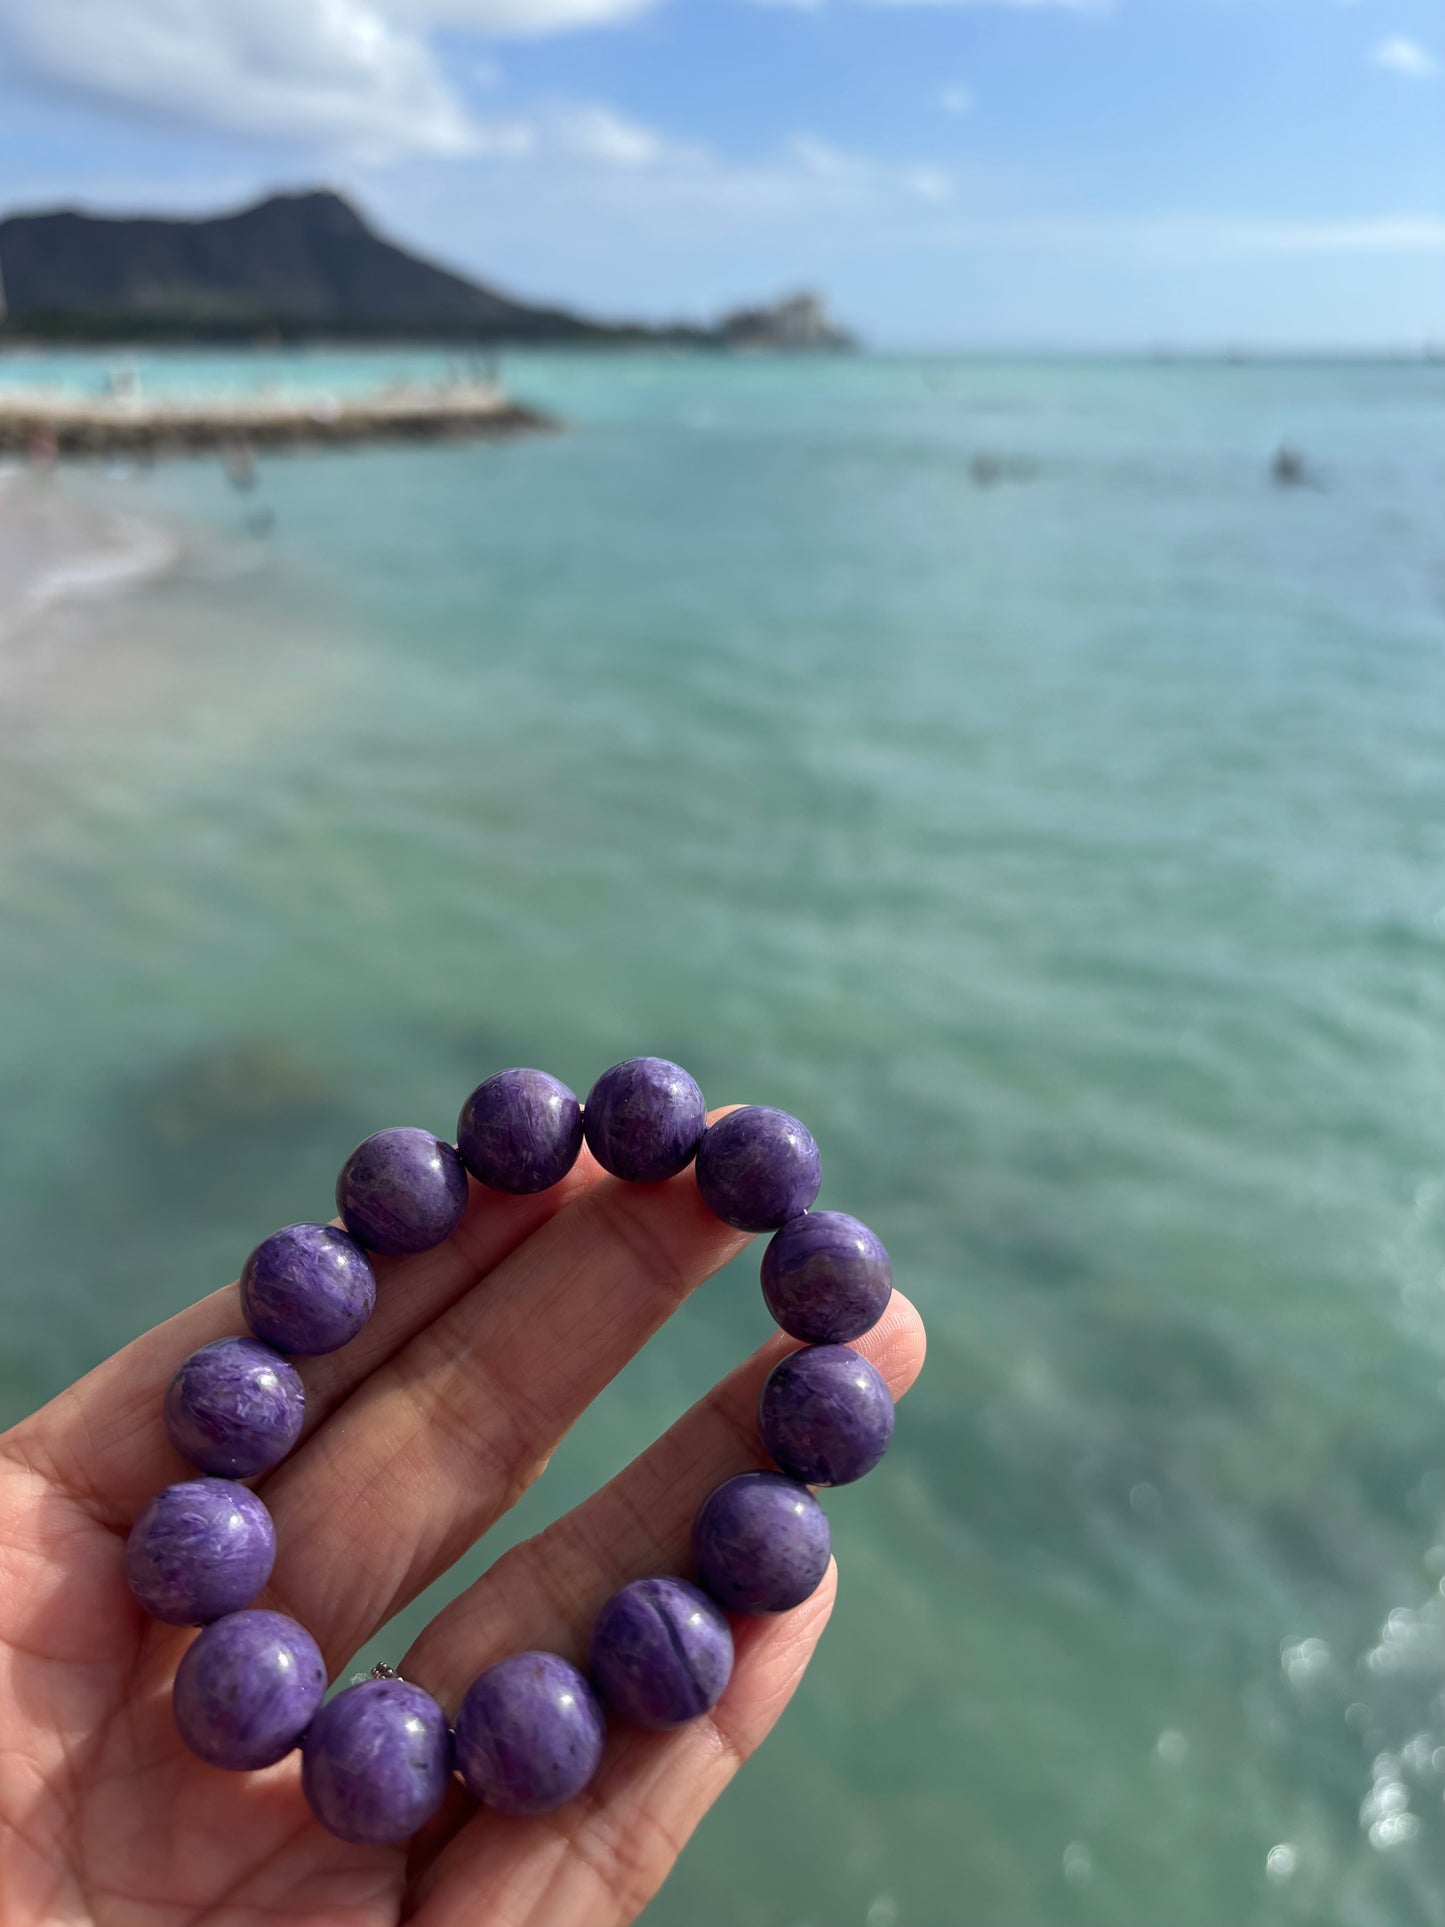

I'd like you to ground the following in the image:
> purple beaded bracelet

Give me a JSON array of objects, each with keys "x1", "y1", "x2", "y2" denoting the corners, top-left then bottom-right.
[{"x1": 125, "y1": 1055, "x2": 897, "y2": 1844}]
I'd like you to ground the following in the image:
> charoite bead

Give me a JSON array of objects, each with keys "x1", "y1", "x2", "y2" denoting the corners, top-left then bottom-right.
[
  {"x1": 457, "y1": 1068, "x2": 584, "y2": 1194},
  {"x1": 455, "y1": 1651, "x2": 606, "y2": 1815},
  {"x1": 758, "y1": 1344, "x2": 895, "y2": 1486},
  {"x1": 691, "y1": 1471, "x2": 831, "y2": 1615},
  {"x1": 164, "y1": 1337, "x2": 304, "y2": 1478},
  {"x1": 694, "y1": 1106, "x2": 821, "y2": 1232},
  {"x1": 336, "y1": 1127, "x2": 469, "y2": 1256},
  {"x1": 302, "y1": 1677, "x2": 452, "y2": 1844},
  {"x1": 761, "y1": 1210, "x2": 892, "y2": 1345},
  {"x1": 240, "y1": 1222, "x2": 376, "y2": 1356},
  {"x1": 129, "y1": 1056, "x2": 903, "y2": 1845},
  {"x1": 173, "y1": 1609, "x2": 326, "y2": 1770},
  {"x1": 589, "y1": 1577, "x2": 733, "y2": 1729},
  {"x1": 583, "y1": 1057, "x2": 706, "y2": 1183},
  {"x1": 126, "y1": 1478, "x2": 276, "y2": 1626}
]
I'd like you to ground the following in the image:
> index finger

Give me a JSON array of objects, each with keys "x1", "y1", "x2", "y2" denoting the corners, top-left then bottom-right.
[{"x1": 12, "y1": 1150, "x2": 605, "y2": 1526}]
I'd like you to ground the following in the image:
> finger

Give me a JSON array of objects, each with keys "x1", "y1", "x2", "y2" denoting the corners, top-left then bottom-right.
[
  {"x1": 17, "y1": 1154, "x2": 604, "y2": 1527},
  {"x1": 401, "y1": 1293, "x2": 926, "y2": 1926},
  {"x1": 420, "y1": 1576, "x2": 839, "y2": 1927},
  {"x1": 259, "y1": 1145, "x2": 752, "y2": 1666},
  {"x1": 405, "y1": 1289, "x2": 923, "y2": 1686}
]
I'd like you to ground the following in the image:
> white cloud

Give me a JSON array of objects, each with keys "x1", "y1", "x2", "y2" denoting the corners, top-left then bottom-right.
[
  {"x1": 789, "y1": 134, "x2": 952, "y2": 201},
  {"x1": 862, "y1": 0, "x2": 1106, "y2": 10},
  {"x1": 1372, "y1": 35, "x2": 1440, "y2": 77},
  {"x1": 752, "y1": 0, "x2": 1099, "y2": 8},
  {"x1": 391, "y1": 119, "x2": 958, "y2": 261},
  {"x1": 939, "y1": 83, "x2": 975, "y2": 114},
  {"x1": 0, "y1": 0, "x2": 953, "y2": 211},
  {"x1": 388, "y1": 0, "x2": 657, "y2": 30},
  {"x1": 0, "y1": 0, "x2": 664, "y2": 163},
  {"x1": 789, "y1": 134, "x2": 869, "y2": 180},
  {"x1": 922, "y1": 213, "x2": 1445, "y2": 257},
  {"x1": 464, "y1": 116, "x2": 540, "y2": 157},
  {"x1": 1208, "y1": 215, "x2": 1445, "y2": 253},
  {"x1": 0, "y1": 0, "x2": 1104, "y2": 167},
  {"x1": 904, "y1": 165, "x2": 953, "y2": 202},
  {"x1": 0, "y1": 0, "x2": 477, "y2": 161},
  {"x1": 547, "y1": 103, "x2": 683, "y2": 167}
]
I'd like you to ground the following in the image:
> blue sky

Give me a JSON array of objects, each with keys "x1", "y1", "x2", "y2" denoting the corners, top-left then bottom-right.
[{"x1": 0, "y1": 0, "x2": 1441, "y2": 347}]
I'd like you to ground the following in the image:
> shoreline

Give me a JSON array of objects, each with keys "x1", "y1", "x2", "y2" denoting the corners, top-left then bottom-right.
[{"x1": 0, "y1": 469, "x2": 183, "y2": 648}]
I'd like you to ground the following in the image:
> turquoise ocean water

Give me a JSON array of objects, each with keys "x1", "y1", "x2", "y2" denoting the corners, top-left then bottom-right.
[{"x1": 3, "y1": 348, "x2": 1444, "y2": 1925}]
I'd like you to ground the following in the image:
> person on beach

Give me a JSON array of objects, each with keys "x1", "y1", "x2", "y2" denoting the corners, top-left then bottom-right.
[
  {"x1": 0, "y1": 1148, "x2": 926, "y2": 1926},
  {"x1": 24, "y1": 423, "x2": 57, "y2": 469},
  {"x1": 222, "y1": 439, "x2": 257, "y2": 491}
]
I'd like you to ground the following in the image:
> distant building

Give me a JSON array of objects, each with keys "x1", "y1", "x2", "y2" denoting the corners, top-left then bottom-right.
[{"x1": 717, "y1": 293, "x2": 854, "y2": 353}]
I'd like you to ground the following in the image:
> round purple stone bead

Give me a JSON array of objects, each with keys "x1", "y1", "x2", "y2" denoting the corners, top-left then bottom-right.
[
  {"x1": 336, "y1": 1127, "x2": 469, "y2": 1256},
  {"x1": 759, "y1": 1344, "x2": 895, "y2": 1486},
  {"x1": 126, "y1": 1478, "x2": 276, "y2": 1626},
  {"x1": 302, "y1": 1677, "x2": 452, "y2": 1844},
  {"x1": 455, "y1": 1651, "x2": 606, "y2": 1816},
  {"x1": 589, "y1": 1577, "x2": 733, "y2": 1730},
  {"x1": 173, "y1": 1609, "x2": 326, "y2": 1771},
  {"x1": 457, "y1": 1068, "x2": 583, "y2": 1194},
  {"x1": 240, "y1": 1222, "x2": 376, "y2": 1356},
  {"x1": 582, "y1": 1057, "x2": 707, "y2": 1183},
  {"x1": 761, "y1": 1211, "x2": 893, "y2": 1345},
  {"x1": 691, "y1": 1472, "x2": 831, "y2": 1616},
  {"x1": 164, "y1": 1337, "x2": 305, "y2": 1479},
  {"x1": 694, "y1": 1107, "x2": 821, "y2": 1233}
]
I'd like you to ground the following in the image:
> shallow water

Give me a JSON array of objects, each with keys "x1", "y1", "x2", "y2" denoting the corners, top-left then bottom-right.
[{"x1": 3, "y1": 349, "x2": 1445, "y2": 1925}]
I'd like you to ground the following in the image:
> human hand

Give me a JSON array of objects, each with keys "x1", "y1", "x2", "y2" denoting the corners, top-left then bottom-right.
[{"x1": 0, "y1": 1113, "x2": 926, "y2": 1927}]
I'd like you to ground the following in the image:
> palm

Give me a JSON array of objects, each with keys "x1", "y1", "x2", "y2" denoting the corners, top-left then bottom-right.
[
  {"x1": 0, "y1": 1130, "x2": 924, "y2": 1927},
  {"x1": 0, "y1": 1492, "x2": 400, "y2": 1925}
]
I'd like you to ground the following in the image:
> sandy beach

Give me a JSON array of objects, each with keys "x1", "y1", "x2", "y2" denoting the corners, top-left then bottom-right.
[
  {"x1": 0, "y1": 460, "x2": 345, "y2": 841},
  {"x1": 0, "y1": 467, "x2": 181, "y2": 651}
]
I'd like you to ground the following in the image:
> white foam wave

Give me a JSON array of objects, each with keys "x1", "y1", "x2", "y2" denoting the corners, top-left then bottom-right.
[{"x1": 0, "y1": 482, "x2": 182, "y2": 652}]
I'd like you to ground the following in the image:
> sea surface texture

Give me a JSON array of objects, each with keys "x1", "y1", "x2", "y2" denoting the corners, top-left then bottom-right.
[{"x1": 2, "y1": 349, "x2": 1444, "y2": 1926}]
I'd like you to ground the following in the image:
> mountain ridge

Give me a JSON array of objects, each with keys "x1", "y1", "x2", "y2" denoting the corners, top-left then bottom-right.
[{"x1": 0, "y1": 189, "x2": 853, "y2": 350}]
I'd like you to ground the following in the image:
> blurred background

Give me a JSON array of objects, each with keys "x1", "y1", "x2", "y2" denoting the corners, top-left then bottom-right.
[{"x1": 2, "y1": 5, "x2": 1445, "y2": 1924}]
